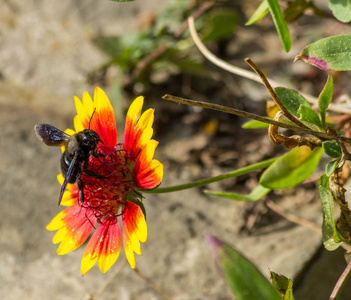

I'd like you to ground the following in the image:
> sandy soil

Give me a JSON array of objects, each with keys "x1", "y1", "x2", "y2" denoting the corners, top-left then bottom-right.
[{"x1": 1, "y1": 1, "x2": 351, "y2": 299}]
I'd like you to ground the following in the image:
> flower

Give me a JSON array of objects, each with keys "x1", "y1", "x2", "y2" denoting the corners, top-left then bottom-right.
[{"x1": 46, "y1": 87, "x2": 163, "y2": 275}]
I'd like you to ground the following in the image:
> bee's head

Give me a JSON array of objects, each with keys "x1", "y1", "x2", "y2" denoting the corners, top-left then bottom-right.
[{"x1": 80, "y1": 129, "x2": 102, "y2": 149}]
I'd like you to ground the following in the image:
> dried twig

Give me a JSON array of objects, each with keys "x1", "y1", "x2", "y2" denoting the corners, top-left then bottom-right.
[
  {"x1": 329, "y1": 258, "x2": 351, "y2": 300},
  {"x1": 94, "y1": 258, "x2": 126, "y2": 299},
  {"x1": 245, "y1": 58, "x2": 310, "y2": 130},
  {"x1": 134, "y1": 268, "x2": 174, "y2": 300},
  {"x1": 163, "y1": 94, "x2": 351, "y2": 144},
  {"x1": 265, "y1": 200, "x2": 321, "y2": 234}
]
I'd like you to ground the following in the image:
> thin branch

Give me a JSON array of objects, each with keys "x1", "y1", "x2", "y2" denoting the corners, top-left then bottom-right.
[
  {"x1": 187, "y1": 16, "x2": 351, "y2": 115},
  {"x1": 245, "y1": 58, "x2": 310, "y2": 130},
  {"x1": 94, "y1": 258, "x2": 126, "y2": 299},
  {"x1": 266, "y1": 200, "x2": 321, "y2": 234},
  {"x1": 162, "y1": 94, "x2": 351, "y2": 144},
  {"x1": 134, "y1": 268, "x2": 174, "y2": 300},
  {"x1": 266, "y1": 199, "x2": 351, "y2": 252},
  {"x1": 329, "y1": 258, "x2": 351, "y2": 300}
]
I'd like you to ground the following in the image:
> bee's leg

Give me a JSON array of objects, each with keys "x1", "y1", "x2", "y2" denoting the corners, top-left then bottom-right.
[
  {"x1": 83, "y1": 158, "x2": 107, "y2": 179},
  {"x1": 76, "y1": 167, "x2": 85, "y2": 206},
  {"x1": 90, "y1": 150, "x2": 104, "y2": 158}
]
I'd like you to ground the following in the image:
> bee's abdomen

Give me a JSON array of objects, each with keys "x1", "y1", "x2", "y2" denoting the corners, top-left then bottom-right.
[{"x1": 60, "y1": 152, "x2": 78, "y2": 183}]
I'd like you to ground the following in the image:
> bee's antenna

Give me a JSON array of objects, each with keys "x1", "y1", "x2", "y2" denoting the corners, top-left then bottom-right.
[{"x1": 89, "y1": 109, "x2": 96, "y2": 129}]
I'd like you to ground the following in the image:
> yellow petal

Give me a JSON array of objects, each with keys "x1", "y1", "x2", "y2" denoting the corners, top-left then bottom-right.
[
  {"x1": 56, "y1": 175, "x2": 77, "y2": 206},
  {"x1": 74, "y1": 96, "x2": 88, "y2": 124},
  {"x1": 74, "y1": 115, "x2": 85, "y2": 133},
  {"x1": 142, "y1": 139, "x2": 158, "y2": 162},
  {"x1": 46, "y1": 210, "x2": 67, "y2": 231},
  {"x1": 57, "y1": 174, "x2": 64, "y2": 185},
  {"x1": 97, "y1": 222, "x2": 122, "y2": 274},
  {"x1": 135, "y1": 128, "x2": 153, "y2": 151},
  {"x1": 81, "y1": 256, "x2": 98, "y2": 276},
  {"x1": 137, "y1": 108, "x2": 154, "y2": 130},
  {"x1": 82, "y1": 91, "x2": 94, "y2": 115},
  {"x1": 126, "y1": 96, "x2": 144, "y2": 128},
  {"x1": 124, "y1": 241, "x2": 136, "y2": 269},
  {"x1": 122, "y1": 202, "x2": 147, "y2": 269},
  {"x1": 65, "y1": 128, "x2": 76, "y2": 136},
  {"x1": 94, "y1": 87, "x2": 114, "y2": 117},
  {"x1": 60, "y1": 195, "x2": 76, "y2": 207},
  {"x1": 52, "y1": 226, "x2": 69, "y2": 245}
]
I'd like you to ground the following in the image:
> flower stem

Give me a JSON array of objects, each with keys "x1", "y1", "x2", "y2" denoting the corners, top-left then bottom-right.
[{"x1": 145, "y1": 158, "x2": 276, "y2": 194}]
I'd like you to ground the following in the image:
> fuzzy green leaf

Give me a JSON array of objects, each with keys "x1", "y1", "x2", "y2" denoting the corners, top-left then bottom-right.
[
  {"x1": 318, "y1": 175, "x2": 346, "y2": 250},
  {"x1": 275, "y1": 87, "x2": 311, "y2": 118},
  {"x1": 295, "y1": 34, "x2": 351, "y2": 70},
  {"x1": 319, "y1": 75, "x2": 333, "y2": 129},
  {"x1": 325, "y1": 159, "x2": 340, "y2": 177},
  {"x1": 260, "y1": 146, "x2": 323, "y2": 189},
  {"x1": 298, "y1": 104, "x2": 322, "y2": 130},
  {"x1": 206, "y1": 235, "x2": 282, "y2": 300},
  {"x1": 267, "y1": 0, "x2": 291, "y2": 52},
  {"x1": 329, "y1": 0, "x2": 351, "y2": 23},
  {"x1": 322, "y1": 141, "x2": 342, "y2": 158}
]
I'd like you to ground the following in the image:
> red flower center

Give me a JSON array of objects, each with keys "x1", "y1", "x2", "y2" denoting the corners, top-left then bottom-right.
[{"x1": 80, "y1": 144, "x2": 138, "y2": 224}]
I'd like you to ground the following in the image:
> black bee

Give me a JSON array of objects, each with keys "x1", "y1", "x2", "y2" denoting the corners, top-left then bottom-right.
[{"x1": 34, "y1": 112, "x2": 105, "y2": 206}]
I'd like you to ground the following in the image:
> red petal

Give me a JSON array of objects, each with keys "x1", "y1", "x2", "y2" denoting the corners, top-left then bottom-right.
[
  {"x1": 81, "y1": 218, "x2": 121, "y2": 275},
  {"x1": 122, "y1": 202, "x2": 147, "y2": 268}
]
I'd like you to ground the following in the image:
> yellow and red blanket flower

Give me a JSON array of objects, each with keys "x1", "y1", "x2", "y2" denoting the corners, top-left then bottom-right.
[{"x1": 46, "y1": 87, "x2": 163, "y2": 275}]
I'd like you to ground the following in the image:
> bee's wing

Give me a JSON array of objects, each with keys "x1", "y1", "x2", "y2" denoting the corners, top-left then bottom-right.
[
  {"x1": 34, "y1": 124, "x2": 70, "y2": 147},
  {"x1": 58, "y1": 152, "x2": 78, "y2": 206}
]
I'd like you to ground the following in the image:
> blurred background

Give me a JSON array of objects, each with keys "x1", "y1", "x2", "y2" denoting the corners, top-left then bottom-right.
[{"x1": 1, "y1": 0, "x2": 351, "y2": 299}]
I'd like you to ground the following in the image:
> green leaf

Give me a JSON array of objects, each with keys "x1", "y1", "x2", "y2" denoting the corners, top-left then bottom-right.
[
  {"x1": 275, "y1": 87, "x2": 311, "y2": 118},
  {"x1": 270, "y1": 271, "x2": 295, "y2": 300},
  {"x1": 295, "y1": 34, "x2": 351, "y2": 71},
  {"x1": 242, "y1": 120, "x2": 269, "y2": 129},
  {"x1": 329, "y1": 0, "x2": 351, "y2": 23},
  {"x1": 318, "y1": 175, "x2": 346, "y2": 250},
  {"x1": 318, "y1": 75, "x2": 333, "y2": 129},
  {"x1": 206, "y1": 235, "x2": 282, "y2": 300},
  {"x1": 110, "y1": 0, "x2": 135, "y2": 2},
  {"x1": 322, "y1": 141, "x2": 342, "y2": 158},
  {"x1": 245, "y1": 0, "x2": 269, "y2": 25},
  {"x1": 204, "y1": 185, "x2": 270, "y2": 201},
  {"x1": 260, "y1": 146, "x2": 323, "y2": 189},
  {"x1": 203, "y1": 10, "x2": 237, "y2": 41},
  {"x1": 325, "y1": 159, "x2": 340, "y2": 177},
  {"x1": 298, "y1": 104, "x2": 322, "y2": 130},
  {"x1": 267, "y1": 0, "x2": 291, "y2": 52}
]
